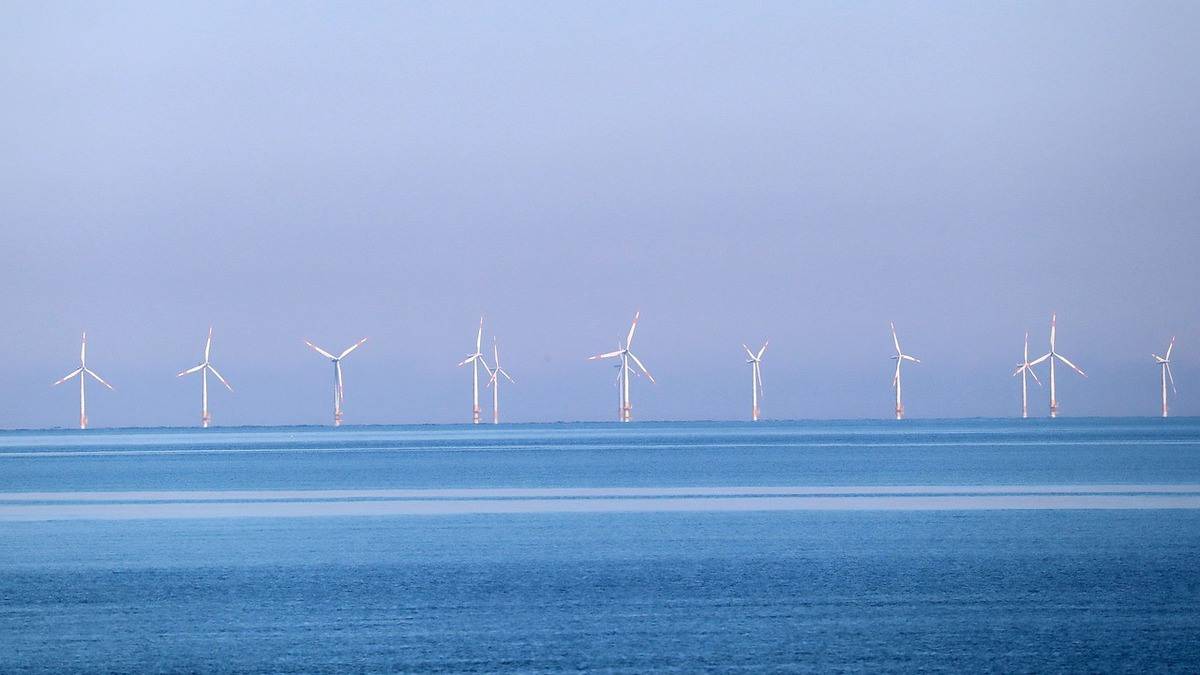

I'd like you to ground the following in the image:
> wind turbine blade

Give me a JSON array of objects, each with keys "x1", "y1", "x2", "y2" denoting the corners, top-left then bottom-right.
[
  {"x1": 892, "y1": 360, "x2": 901, "y2": 388},
  {"x1": 208, "y1": 365, "x2": 233, "y2": 391},
  {"x1": 1028, "y1": 354, "x2": 1051, "y2": 367},
  {"x1": 1012, "y1": 365, "x2": 1024, "y2": 377},
  {"x1": 178, "y1": 363, "x2": 206, "y2": 377},
  {"x1": 626, "y1": 311, "x2": 640, "y2": 348},
  {"x1": 457, "y1": 355, "x2": 475, "y2": 367},
  {"x1": 743, "y1": 344, "x2": 756, "y2": 360},
  {"x1": 628, "y1": 351, "x2": 654, "y2": 383},
  {"x1": 339, "y1": 337, "x2": 368, "y2": 360},
  {"x1": 1166, "y1": 364, "x2": 1177, "y2": 394},
  {"x1": 205, "y1": 326, "x2": 213, "y2": 362},
  {"x1": 1166, "y1": 337, "x2": 1175, "y2": 360},
  {"x1": 54, "y1": 368, "x2": 83, "y2": 385},
  {"x1": 1055, "y1": 353, "x2": 1087, "y2": 378},
  {"x1": 500, "y1": 368, "x2": 515, "y2": 384},
  {"x1": 1050, "y1": 313, "x2": 1057, "y2": 351},
  {"x1": 336, "y1": 361, "x2": 344, "y2": 404},
  {"x1": 85, "y1": 368, "x2": 114, "y2": 390},
  {"x1": 1028, "y1": 367, "x2": 1042, "y2": 387},
  {"x1": 589, "y1": 350, "x2": 624, "y2": 360},
  {"x1": 486, "y1": 369, "x2": 497, "y2": 387},
  {"x1": 757, "y1": 341, "x2": 768, "y2": 360},
  {"x1": 476, "y1": 317, "x2": 483, "y2": 353},
  {"x1": 890, "y1": 322, "x2": 901, "y2": 355},
  {"x1": 902, "y1": 354, "x2": 920, "y2": 363},
  {"x1": 80, "y1": 332, "x2": 87, "y2": 365},
  {"x1": 305, "y1": 341, "x2": 336, "y2": 359},
  {"x1": 1023, "y1": 332, "x2": 1029, "y2": 361},
  {"x1": 755, "y1": 363, "x2": 764, "y2": 398}
]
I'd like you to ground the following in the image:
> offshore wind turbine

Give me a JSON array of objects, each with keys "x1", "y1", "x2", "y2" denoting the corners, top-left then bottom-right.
[
  {"x1": 52, "y1": 332, "x2": 114, "y2": 429},
  {"x1": 485, "y1": 338, "x2": 515, "y2": 424},
  {"x1": 889, "y1": 323, "x2": 920, "y2": 420},
  {"x1": 1012, "y1": 331, "x2": 1042, "y2": 419},
  {"x1": 589, "y1": 311, "x2": 654, "y2": 422},
  {"x1": 743, "y1": 341, "x2": 768, "y2": 421},
  {"x1": 177, "y1": 326, "x2": 233, "y2": 428},
  {"x1": 305, "y1": 336, "x2": 368, "y2": 426},
  {"x1": 1027, "y1": 313, "x2": 1087, "y2": 418},
  {"x1": 457, "y1": 317, "x2": 490, "y2": 424},
  {"x1": 1152, "y1": 337, "x2": 1177, "y2": 417}
]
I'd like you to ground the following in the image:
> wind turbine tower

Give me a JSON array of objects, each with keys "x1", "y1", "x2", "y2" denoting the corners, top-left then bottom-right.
[
  {"x1": 889, "y1": 323, "x2": 921, "y2": 420},
  {"x1": 485, "y1": 338, "x2": 515, "y2": 424},
  {"x1": 1012, "y1": 331, "x2": 1042, "y2": 419},
  {"x1": 305, "y1": 337, "x2": 368, "y2": 426},
  {"x1": 457, "y1": 317, "x2": 490, "y2": 424},
  {"x1": 589, "y1": 311, "x2": 654, "y2": 422},
  {"x1": 1028, "y1": 313, "x2": 1087, "y2": 418},
  {"x1": 743, "y1": 341, "x2": 768, "y2": 421},
  {"x1": 53, "y1": 332, "x2": 114, "y2": 429},
  {"x1": 1152, "y1": 337, "x2": 1177, "y2": 417},
  {"x1": 177, "y1": 326, "x2": 233, "y2": 428}
]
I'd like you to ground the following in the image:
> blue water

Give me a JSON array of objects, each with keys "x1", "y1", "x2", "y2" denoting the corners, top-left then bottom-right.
[{"x1": 2, "y1": 419, "x2": 1199, "y2": 671}]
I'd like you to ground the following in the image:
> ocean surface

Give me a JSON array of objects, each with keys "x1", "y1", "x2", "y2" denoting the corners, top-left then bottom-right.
[{"x1": 2, "y1": 419, "x2": 1199, "y2": 672}]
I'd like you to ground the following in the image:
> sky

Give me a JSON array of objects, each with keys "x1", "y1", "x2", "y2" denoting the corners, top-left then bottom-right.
[{"x1": 2, "y1": 1, "x2": 1198, "y2": 428}]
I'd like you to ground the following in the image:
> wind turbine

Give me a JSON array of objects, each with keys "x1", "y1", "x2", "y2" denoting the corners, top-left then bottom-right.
[
  {"x1": 743, "y1": 341, "x2": 768, "y2": 421},
  {"x1": 1012, "y1": 331, "x2": 1042, "y2": 419},
  {"x1": 457, "y1": 317, "x2": 490, "y2": 424},
  {"x1": 485, "y1": 338, "x2": 515, "y2": 424},
  {"x1": 1027, "y1": 313, "x2": 1086, "y2": 418},
  {"x1": 177, "y1": 326, "x2": 233, "y2": 428},
  {"x1": 589, "y1": 311, "x2": 654, "y2": 422},
  {"x1": 890, "y1": 322, "x2": 920, "y2": 420},
  {"x1": 305, "y1": 336, "x2": 368, "y2": 426},
  {"x1": 53, "y1": 331, "x2": 113, "y2": 429},
  {"x1": 1152, "y1": 337, "x2": 1177, "y2": 417}
]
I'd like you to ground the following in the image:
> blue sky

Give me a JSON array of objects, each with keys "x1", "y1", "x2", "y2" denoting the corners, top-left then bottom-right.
[{"x1": 2, "y1": 2, "x2": 1198, "y2": 427}]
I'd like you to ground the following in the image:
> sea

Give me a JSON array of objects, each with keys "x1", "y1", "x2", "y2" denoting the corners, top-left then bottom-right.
[{"x1": 1, "y1": 418, "x2": 1198, "y2": 672}]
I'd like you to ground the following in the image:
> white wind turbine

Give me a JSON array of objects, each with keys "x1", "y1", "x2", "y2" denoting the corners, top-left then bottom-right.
[
  {"x1": 457, "y1": 317, "x2": 490, "y2": 424},
  {"x1": 177, "y1": 326, "x2": 233, "y2": 428},
  {"x1": 589, "y1": 311, "x2": 654, "y2": 422},
  {"x1": 1011, "y1": 331, "x2": 1042, "y2": 419},
  {"x1": 743, "y1": 341, "x2": 768, "y2": 421},
  {"x1": 305, "y1": 336, "x2": 368, "y2": 426},
  {"x1": 1152, "y1": 337, "x2": 1177, "y2": 418},
  {"x1": 53, "y1": 332, "x2": 114, "y2": 429},
  {"x1": 1027, "y1": 313, "x2": 1086, "y2": 418},
  {"x1": 485, "y1": 338, "x2": 515, "y2": 424},
  {"x1": 890, "y1": 322, "x2": 920, "y2": 420}
]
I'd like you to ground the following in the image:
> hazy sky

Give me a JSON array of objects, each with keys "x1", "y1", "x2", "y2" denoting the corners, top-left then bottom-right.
[{"x1": 2, "y1": 2, "x2": 1198, "y2": 427}]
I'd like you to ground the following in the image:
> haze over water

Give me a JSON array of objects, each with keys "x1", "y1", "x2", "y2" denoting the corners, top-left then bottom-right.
[{"x1": 3, "y1": 419, "x2": 1199, "y2": 671}]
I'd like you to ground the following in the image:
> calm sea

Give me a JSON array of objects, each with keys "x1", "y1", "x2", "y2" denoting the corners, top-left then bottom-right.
[{"x1": 2, "y1": 419, "x2": 1198, "y2": 672}]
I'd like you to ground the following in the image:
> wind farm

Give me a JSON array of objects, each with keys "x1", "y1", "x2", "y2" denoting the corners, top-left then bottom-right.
[{"x1": 21, "y1": 317, "x2": 1193, "y2": 428}]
